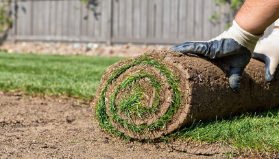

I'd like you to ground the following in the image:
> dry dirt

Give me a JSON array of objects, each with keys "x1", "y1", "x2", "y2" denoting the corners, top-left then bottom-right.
[
  {"x1": 0, "y1": 42, "x2": 170, "y2": 57},
  {"x1": 0, "y1": 92, "x2": 239, "y2": 159}
]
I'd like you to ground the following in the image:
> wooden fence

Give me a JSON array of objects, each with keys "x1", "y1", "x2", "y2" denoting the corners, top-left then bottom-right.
[{"x1": 9, "y1": 0, "x2": 273, "y2": 45}]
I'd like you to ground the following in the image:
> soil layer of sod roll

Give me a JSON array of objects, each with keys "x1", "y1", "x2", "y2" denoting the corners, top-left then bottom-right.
[{"x1": 93, "y1": 50, "x2": 279, "y2": 140}]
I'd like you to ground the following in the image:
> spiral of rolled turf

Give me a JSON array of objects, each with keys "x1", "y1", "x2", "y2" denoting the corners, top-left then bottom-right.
[
  {"x1": 94, "y1": 54, "x2": 182, "y2": 139},
  {"x1": 94, "y1": 50, "x2": 279, "y2": 140}
]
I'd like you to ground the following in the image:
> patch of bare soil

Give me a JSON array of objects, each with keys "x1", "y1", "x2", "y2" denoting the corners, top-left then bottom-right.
[
  {"x1": 0, "y1": 92, "x2": 253, "y2": 159},
  {"x1": 0, "y1": 42, "x2": 170, "y2": 57}
]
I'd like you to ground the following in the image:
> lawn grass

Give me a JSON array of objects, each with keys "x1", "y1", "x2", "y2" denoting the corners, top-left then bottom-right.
[
  {"x1": 0, "y1": 52, "x2": 125, "y2": 99},
  {"x1": 0, "y1": 51, "x2": 278, "y2": 155},
  {"x1": 166, "y1": 110, "x2": 279, "y2": 154}
]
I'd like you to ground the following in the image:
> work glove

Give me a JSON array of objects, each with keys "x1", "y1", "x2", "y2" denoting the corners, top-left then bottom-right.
[
  {"x1": 253, "y1": 19, "x2": 279, "y2": 82},
  {"x1": 169, "y1": 21, "x2": 262, "y2": 92}
]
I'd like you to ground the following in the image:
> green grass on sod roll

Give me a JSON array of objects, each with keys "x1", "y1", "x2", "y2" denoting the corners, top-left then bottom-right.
[
  {"x1": 0, "y1": 52, "x2": 279, "y2": 154},
  {"x1": 96, "y1": 56, "x2": 181, "y2": 138},
  {"x1": 117, "y1": 82, "x2": 159, "y2": 120}
]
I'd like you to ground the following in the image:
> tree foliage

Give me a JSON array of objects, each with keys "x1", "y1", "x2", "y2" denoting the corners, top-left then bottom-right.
[
  {"x1": 215, "y1": 0, "x2": 245, "y2": 12},
  {"x1": 0, "y1": 0, "x2": 11, "y2": 33},
  {"x1": 80, "y1": 0, "x2": 99, "y2": 9},
  {"x1": 211, "y1": 0, "x2": 245, "y2": 28}
]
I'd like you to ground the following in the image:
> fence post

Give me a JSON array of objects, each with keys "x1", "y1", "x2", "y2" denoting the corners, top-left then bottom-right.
[
  {"x1": 106, "y1": 0, "x2": 113, "y2": 45},
  {"x1": 11, "y1": 0, "x2": 17, "y2": 43}
]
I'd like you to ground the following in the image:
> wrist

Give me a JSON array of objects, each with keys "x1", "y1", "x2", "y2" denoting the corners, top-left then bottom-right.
[
  {"x1": 235, "y1": 19, "x2": 265, "y2": 35},
  {"x1": 229, "y1": 20, "x2": 263, "y2": 53}
]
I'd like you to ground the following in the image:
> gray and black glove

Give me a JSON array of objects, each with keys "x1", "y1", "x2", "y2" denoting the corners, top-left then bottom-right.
[
  {"x1": 253, "y1": 19, "x2": 279, "y2": 82},
  {"x1": 170, "y1": 21, "x2": 262, "y2": 92}
]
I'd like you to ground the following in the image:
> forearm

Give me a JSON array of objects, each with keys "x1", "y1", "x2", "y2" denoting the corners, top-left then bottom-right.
[{"x1": 235, "y1": 0, "x2": 279, "y2": 35}]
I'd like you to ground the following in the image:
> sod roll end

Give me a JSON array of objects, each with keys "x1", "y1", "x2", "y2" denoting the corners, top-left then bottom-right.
[{"x1": 93, "y1": 50, "x2": 279, "y2": 140}]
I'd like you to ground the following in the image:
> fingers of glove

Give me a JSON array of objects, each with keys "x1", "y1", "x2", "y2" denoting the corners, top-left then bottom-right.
[
  {"x1": 169, "y1": 42, "x2": 209, "y2": 55},
  {"x1": 265, "y1": 60, "x2": 274, "y2": 82},
  {"x1": 229, "y1": 67, "x2": 245, "y2": 92},
  {"x1": 170, "y1": 39, "x2": 251, "y2": 60},
  {"x1": 253, "y1": 52, "x2": 274, "y2": 81},
  {"x1": 224, "y1": 53, "x2": 251, "y2": 92},
  {"x1": 267, "y1": 58, "x2": 278, "y2": 81}
]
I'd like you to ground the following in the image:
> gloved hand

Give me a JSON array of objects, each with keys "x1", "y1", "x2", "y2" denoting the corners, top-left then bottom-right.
[
  {"x1": 253, "y1": 20, "x2": 279, "y2": 82},
  {"x1": 170, "y1": 21, "x2": 262, "y2": 92}
]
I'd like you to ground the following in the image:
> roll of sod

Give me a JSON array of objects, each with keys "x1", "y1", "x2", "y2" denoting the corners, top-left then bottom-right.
[{"x1": 93, "y1": 50, "x2": 279, "y2": 140}]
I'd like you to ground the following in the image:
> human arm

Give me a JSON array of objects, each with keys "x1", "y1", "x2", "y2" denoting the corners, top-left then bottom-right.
[{"x1": 170, "y1": 0, "x2": 279, "y2": 92}]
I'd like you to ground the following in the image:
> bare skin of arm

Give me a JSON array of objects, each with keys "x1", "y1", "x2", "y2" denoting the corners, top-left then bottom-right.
[{"x1": 235, "y1": 0, "x2": 279, "y2": 35}]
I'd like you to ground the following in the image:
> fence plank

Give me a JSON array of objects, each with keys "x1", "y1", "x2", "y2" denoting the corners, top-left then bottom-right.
[
  {"x1": 49, "y1": 1, "x2": 56, "y2": 35},
  {"x1": 44, "y1": 0, "x2": 50, "y2": 35},
  {"x1": 170, "y1": 0, "x2": 179, "y2": 39},
  {"x1": 147, "y1": 0, "x2": 155, "y2": 38},
  {"x1": 219, "y1": 2, "x2": 228, "y2": 31},
  {"x1": 15, "y1": 1, "x2": 21, "y2": 35},
  {"x1": 162, "y1": 0, "x2": 170, "y2": 39},
  {"x1": 211, "y1": 1, "x2": 220, "y2": 38},
  {"x1": 18, "y1": 1, "x2": 32, "y2": 35},
  {"x1": 112, "y1": 0, "x2": 119, "y2": 37},
  {"x1": 32, "y1": 1, "x2": 38, "y2": 35},
  {"x1": 106, "y1": 0, "x2": 112, "y2": 44},
  {"x1": 11, "y1": 0, "x2": 17, "y2": 41},
  {"x1": 94, "y1": 0, "x2": 102, "y2": 38},
  {"x1": 178, "y1": 0, "x2": 186, "y2": 40},
  {"x1": 118, "y1": 0, "x2": 126, "y2": 38},
  {"x1": 133, "y1": 0, "x2": 140, "y2": 39},
  {"x1": 55, "y1": 1, "x2": 63, "y2": 36},
  {"x1": 71, "y1": 1, "x2": 81, "y2": 37},
  {"x1": 203, "y1": 0, "x2": 212, "y2": 40},
  {"x1": 186, "y1": 0, "x2": 195, "y2": 40},
  {"x1": 194, "y1": 0, "x2": 203, "y2": 40},
  {"x1": 126, "y1": 0, "x2": 132, "y2": 38},
  {"x1": 38, "y1": 1, "x2": 47, "y2": 35},
  {"x1": 62, "y1": 0, "x2": 69, "y2": 36},
  {"x1": 87, "y1": 1, "x2": 96, "y2": 37},
  {"x1": 140, "y1": 0, "x2": 147, "y2": 38},
  {"x1": 155, "y1": 0, "x2": 163, "y2": 39},
  {"x1": 81, "y1": 2, "x2": 88, "y2": 37},
  {"x1": 101, "y1": 0, "x2": 109, "y2": 39},
  {"x1": 37, "y1": 1, "x2": 44, "y2": 35}
]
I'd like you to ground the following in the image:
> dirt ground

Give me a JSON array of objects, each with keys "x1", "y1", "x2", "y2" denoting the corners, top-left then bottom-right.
[
  {"x1": 0, "y1": 92, "x2": 242, "y2": 159},
  {"x1": 0, "y1": 42, "x2": 170, "y2": 57}
]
